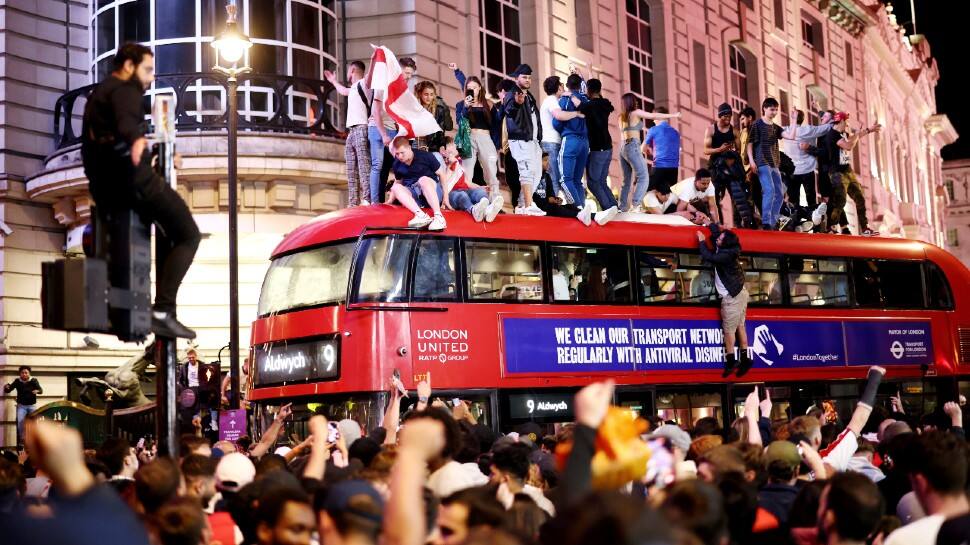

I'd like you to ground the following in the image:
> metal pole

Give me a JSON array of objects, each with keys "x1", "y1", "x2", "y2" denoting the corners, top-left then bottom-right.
[
  {"x1": 155, "y1": 338, "x2": 178, "y2": 457},
  {"x1": 228, "y1": 74, "x2": 241, "y2": 410}
]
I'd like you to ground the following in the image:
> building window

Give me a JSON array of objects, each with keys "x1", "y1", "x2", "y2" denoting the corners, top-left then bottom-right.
[
  {"x1": 626, "y1": 0, "x2": 655, "y2": 110},
  {"x1": 480, "y1": 0, "x2": 521, "y2": 99},
  {"x1": 945, "y1": 179, "x2": 955, "y2": 200},
  {"x1": 947, "y1": 228, "x2": 959, "y2": 248},
  {"x1": 779, "y1": 89, "x2": 790, "y2": 125},
  {"x1": 801, "y1": 14, "x2": 825, "y2": 56},
  {"x1": 693, "y1": 41, "x2": 708, "y2": 105},
  {"x1": 774, "y1": 0, "x2": 785, "y2": 30},
  {"x1": 728, "y1": 44, "x2": 749, "y2": 112},
  {"x1": 844, "y1": 41, "x2": 854, "y2": 76},
  {"x1": 576, "y1": 0, "x2": 594, "y2": 51}
]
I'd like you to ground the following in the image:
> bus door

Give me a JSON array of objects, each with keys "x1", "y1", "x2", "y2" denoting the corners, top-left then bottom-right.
[
  {"x1": 655, "y1": 385, "x2": 725, "y2": 430},
  {"x1": 616, "y1": 387, "x2": 654, "y2": 421},
  {"x1": 729, "y1": 384, "x2": 793, "y2": 432}
]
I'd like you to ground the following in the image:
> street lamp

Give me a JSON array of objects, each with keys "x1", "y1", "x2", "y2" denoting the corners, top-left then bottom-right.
[{"x1": 211, "y1": 0, "x2": 252, "y2": 411}]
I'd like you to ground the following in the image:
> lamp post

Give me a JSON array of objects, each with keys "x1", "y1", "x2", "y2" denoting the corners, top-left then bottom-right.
[{"x1": 211, "y1": 0, "x2": 252, "y2": 410}]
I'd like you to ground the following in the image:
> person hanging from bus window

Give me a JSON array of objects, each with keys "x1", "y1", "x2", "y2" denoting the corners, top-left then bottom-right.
[
  {"x1": 696, "y1": 223, "x2": 752, "y2": 378},
  {"x1": 533, "y1": 152, "x2": 616, "y2": 226},
  {"x1": 673, "y1": 169, "x2": 717, "y2": 219},
  {"x1": 440, "y1": 137, "x2": 504, "y2": 223},
  {"x1": 386, "y1": 136, "x2": 446, "y2": 231}
]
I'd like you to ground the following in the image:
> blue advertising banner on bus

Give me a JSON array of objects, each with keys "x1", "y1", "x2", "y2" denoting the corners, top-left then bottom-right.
[{"x1": 502, "y1": 317, "x2": 932, "y2": 374}]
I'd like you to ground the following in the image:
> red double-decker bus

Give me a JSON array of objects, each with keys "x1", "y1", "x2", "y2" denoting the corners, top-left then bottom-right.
[{"x1": 248, "y1": 206, "x2": 970, "y2": 436}]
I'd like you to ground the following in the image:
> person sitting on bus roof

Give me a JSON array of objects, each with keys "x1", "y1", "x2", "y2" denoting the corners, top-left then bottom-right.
[
  {"x1": 673, "y1": 169, "x2": 717, "y2": 220},
  {"x1": 696, "y1": 222, "x2": 752, "y2": 378},
  {"x1": 387, "y1": 136, "x2": 447, "y2": 231},
  {"x1": 532, "y1": 152, "x2": 617, "y2": 226},
  {"x1": 440, "y1": 137, "x2": 504, "y2": 223},
  {"x1": 644, "y1": 182, "x2": 707, "y2": 225}
]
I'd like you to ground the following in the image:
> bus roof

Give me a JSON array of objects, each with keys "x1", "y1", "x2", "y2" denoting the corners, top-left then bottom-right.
[{"x1": 272, "y1": 205, "x2": 932, "y2": 261}]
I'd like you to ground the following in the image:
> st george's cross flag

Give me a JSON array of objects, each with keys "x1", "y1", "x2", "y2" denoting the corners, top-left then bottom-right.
[{"x1": 364, "y1": 45, "x2": 441, "y2": 139}]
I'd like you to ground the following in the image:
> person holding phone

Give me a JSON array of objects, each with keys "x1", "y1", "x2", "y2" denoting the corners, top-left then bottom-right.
[
  {"x1": 4, "y1": 365, "x2": 42, "y2": 446},
  {"x1": 448, "y1": 63, "x2": 501, "y2": 200}
]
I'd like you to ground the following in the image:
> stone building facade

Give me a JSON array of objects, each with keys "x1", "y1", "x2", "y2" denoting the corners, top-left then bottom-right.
[
  {"x1": 943, "y1": 159, "x2": 970, "y2": 269},
  {"x1": 0, "y1": 0, "x2": 958, "y2": 444}
]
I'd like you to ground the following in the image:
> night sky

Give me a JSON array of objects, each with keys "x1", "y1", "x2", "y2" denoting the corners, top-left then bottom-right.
[{"x1": 884, "y1": 1, "x2": 969, "y2": 160}]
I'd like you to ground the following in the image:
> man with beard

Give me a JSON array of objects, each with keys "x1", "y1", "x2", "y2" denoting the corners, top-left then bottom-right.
[{"x1": 816, "y1": 472, "x2": 885, "y2": 545}]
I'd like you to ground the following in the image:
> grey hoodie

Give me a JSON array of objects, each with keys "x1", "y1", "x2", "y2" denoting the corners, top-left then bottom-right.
[{"x1": 784, "y1": 122, "x2": 833, "y2": 175}]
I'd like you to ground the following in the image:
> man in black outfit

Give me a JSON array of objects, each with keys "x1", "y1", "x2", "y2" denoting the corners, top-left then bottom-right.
[
  {"x1": 4, "y1": 365, "x2": 42, "y2": 445},
  {"x1": 81, "y1": 43, "x2": 199, "y2": 339}
]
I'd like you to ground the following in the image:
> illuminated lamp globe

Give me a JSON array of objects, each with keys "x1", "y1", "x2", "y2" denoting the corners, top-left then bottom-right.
[{"x1": 212, "y1": 24, "x2": 252, "y2": 65}]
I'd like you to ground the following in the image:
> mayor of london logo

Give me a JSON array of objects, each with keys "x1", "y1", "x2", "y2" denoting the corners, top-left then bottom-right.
[{"x1": 890, "y1": 341, "x2": 905, "y2": 359}]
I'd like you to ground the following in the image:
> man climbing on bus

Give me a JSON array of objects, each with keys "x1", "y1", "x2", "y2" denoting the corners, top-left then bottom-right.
[{"x1": 696, "y1": 223, "x2": 752, "y2": 378}]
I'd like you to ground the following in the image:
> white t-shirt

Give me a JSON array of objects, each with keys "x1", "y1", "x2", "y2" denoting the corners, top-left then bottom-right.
[
  {"x1": 553, "y1": 272, "x2": 570, "y2": 300},
  {"x1": 187, "y1": 362, "x2": 199, "y2": 388},
  {"x1": 346, "y1": 80, "x2": 370, "y2": 128},
  {"x1": 884, "y1": 514, "x2": 945, "y2": 545},
  {"x1": 672, "y1": 178, "x2": 715, "y2": 203},
  {"x1": 368, "y1": 88, "x2": 397, "y2": 130},
  {"x1": 540, "y1": 95, "x2": 562, "y2": 144},
  {"x1": 713, "y1": 271, "x2": 729, "y2": 298},
  {"x1": 644, "y1": 191, "x2": 679, "y2": 214},
  {"x1": 818, "y1": 428, "x2": 858, "y2": 472}
]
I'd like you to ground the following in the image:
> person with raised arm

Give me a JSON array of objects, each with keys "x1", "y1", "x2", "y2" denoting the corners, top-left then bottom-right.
[
  {"x1": 325, "y1": 61, "x2": 371, "y2": 206},
  {"x1": 617, "y1": 94, "x2": 681, "y2": 212},
  {"x1": 448, "y1": 63, "x2": 501, "y2": 200}
]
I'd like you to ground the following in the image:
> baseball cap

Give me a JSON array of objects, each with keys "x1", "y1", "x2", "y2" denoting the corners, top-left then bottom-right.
[
  {"x1": 764, "y1": 440, "x2": 801, "y2": 469},
  {"x1": 647, "y1": 424, "x2": 691, "y2": 453},
  {"x1": 321, "y1": 480, "x2": 385, "y2": 525},
  {"x1": 832, "y1": 111, "x2": 850, "y2": 123},
  {"x1": 215, "y1": 452, "x2": 256, "y2": 492},
  {"x1": 338, "y1": 419, "x2": 362, "y2": 448},
  {"x1": 717, "y1": 103, "x2": 733, "y2": 117},
  {"x1": 510, "y1": 63, "x2": 533, "y2": 77}
]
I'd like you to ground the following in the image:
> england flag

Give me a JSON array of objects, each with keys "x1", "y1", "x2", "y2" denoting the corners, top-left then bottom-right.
[{"x1": 364, "y1": 45, "x2": 441, "y2": 139}]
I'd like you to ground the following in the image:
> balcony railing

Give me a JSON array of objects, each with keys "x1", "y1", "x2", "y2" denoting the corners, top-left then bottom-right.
[{"x1": 53, "y1": 72, "x2": 344, "y2": 152}]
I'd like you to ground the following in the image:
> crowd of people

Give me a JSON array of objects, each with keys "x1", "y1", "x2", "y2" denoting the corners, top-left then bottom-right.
[
  {"x1": 2, "y1": 366, "x2": 968, "y2": 545},
  {"x1": 327, "y1": 56, "x2": 883, "y2": 236}
]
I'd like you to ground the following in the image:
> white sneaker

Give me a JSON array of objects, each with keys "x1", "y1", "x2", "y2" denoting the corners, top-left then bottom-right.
[
  {"x1": 514, "y1": 206, "x2": 527, "y2": 215},
  {"x1": 428, "y1": 214, "x2": 446, "y2": 231},
  {"x1": 524, "y1": 203, "x2": 547, "y2": 216},
  {"x1": 471, "y1": 198, "x2": 488, "y2": 222},
  {"x1": 361, "y1": 199, "x2": 371, "y2": 206},
  {"x1": 811, "y1": 202, "x2": 827, "y2": 226},
  {"x1": 408, "y1": 211, "x2": 432, "y2": 228},
  {"x1": 576, "y1": 201, "x2": 593, "y2": 226},
  {"x1": 630, "y1": 204, "x2": 644, "y2": 214},
  {"x1": 595, "y1": 205, "x2": 619, "y2": 226},
  {"x1": 485, "y1": 195, "x2": 504, "y2": 222}
]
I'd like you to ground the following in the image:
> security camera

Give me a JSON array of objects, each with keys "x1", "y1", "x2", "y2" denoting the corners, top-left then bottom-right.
[
  {"x1": 83, "y1": 336, "x2": 100, "y2": 349},
  {"x1": 0, "y1": 220, "x2": 12, "y2": 237}
]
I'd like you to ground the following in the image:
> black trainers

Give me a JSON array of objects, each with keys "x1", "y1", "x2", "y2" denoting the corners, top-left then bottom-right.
[
  {"x1": 152, "y1": 311, "x2": 197, "y2": 339},
  {"x1": 737, "y1": 349, "x2": 753, "y2": 378},
  {"x1": 722, "y1": 352, "x2": 738, "y2": 378}
]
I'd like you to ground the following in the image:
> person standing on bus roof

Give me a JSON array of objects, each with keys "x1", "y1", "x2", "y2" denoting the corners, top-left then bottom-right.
[
  {"x1": 696, "y1": 223, "x2": 752, "y2": 378},
  {"x1": 386, "y1": 136, "x2": 447, "y2": 231}
]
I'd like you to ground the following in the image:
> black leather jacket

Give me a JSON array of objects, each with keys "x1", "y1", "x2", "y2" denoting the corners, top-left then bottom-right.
[{"x1": 502, "y1": 88, "x2": 542, "y2": 142}]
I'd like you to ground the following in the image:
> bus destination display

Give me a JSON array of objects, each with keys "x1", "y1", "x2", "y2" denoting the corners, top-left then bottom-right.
[
  {"x1": 508, "y1": 392, "x2": 574, "y2": 420},
  {"x1": 254, "y1": 337, "x2": 340, "y2": 386}
]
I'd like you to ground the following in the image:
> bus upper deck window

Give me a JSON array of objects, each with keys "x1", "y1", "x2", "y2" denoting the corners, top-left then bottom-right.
[
  {"x1": 925, "y1": 261, "x2": 954, "y2": 310},
  {"x1": 741, "y1": 256, "x2": 782, "y2": 305},
  {"x1": 466, "y1": 241, "x2": 543, "y2": 301},
  {"x1": 354, "y1": 236, "x2": 416, "y2": 303},
  {"x1": 413, "y1": 238, "x2": 458, "y2": 301},
  {"x1": 639, "y1": 251, "x2": 678, "y2": 303},
  {"x1": 258, "y1": 241, "x2": 356, "y2": 315},
  {"x1": 552, "y1": 245, "x2": 632, "y2": 303},
  {"x1": 853, "y1": 259, "x2": 924, "y2": 309},
  {"x1": 787, "y1": 257, "x2": 848, "y2": 307},
  {"x1": 677, "y1": 253, "x2": 717, "y2": 304}
]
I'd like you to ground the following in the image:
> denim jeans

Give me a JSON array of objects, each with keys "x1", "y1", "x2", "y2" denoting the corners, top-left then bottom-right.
[
  {"x1": 619, "y1": 140, "x2": 650, "y2": 211},
  {"x1": 559, "y1": 135, "x2": 589, "y2": 206},
  {"x1": 448, "y1": 187, "x2": 488, "y2": 211},
  {"x1": 587, "y1": 149, "x2": 617, "y2": 209},
  {"x1": 16, "y1": 404, "x2": 35, "y2": 445},
  {"x1": 541, "y1": 141, "x2": 563, "y2": 199},
  {"x1": 368, "y1": 125, "x2": 397, "y2": 202},
  {"x1": 757, "y1": 165, "x2": 785, "y2": 227}
]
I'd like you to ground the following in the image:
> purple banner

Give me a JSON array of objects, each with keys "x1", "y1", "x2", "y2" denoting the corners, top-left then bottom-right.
[
  {"x1": 844, "y1": 321, "x2": 933, "y2": 366},
  {"x1": 219, "y1": 409, "x2": 247, "y2": 442}
]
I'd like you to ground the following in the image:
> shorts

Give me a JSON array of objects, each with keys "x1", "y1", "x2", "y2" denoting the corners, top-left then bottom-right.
[
  {"x1": 720, "y1": 288, "x2": 749, "y2": 333},
  {"x1": 404, "y1": 181, "x2": 443, "y2": 208},
  {"x1": 650, "y1": 167, "x2": 679, "y2": 193},
  {"x1": 508, "y1": 139, "x2": 542, "y2": 187}
]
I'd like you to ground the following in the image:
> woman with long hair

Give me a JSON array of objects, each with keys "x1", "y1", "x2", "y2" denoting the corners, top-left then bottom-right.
[
  {"x1": 413, "y1": 80, "x2": 453, "y2": 164},
  {"x1": 618, "y1": 93, "x2": 681, "y2": 211},
  {"x1": 449, "y1": 64, "x2": 501, "y2": 199}
]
